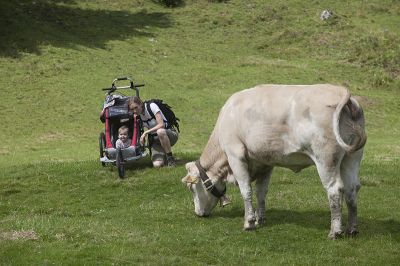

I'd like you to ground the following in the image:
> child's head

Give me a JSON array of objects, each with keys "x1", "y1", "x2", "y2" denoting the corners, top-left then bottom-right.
[{"x1": 118, "y1": 126, "x2": 129, "y2": 142}]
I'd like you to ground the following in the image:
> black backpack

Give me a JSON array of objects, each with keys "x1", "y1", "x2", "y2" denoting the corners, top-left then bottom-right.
[{"x1": 145, "y1": 99, "x2": 180, "y2": 132}]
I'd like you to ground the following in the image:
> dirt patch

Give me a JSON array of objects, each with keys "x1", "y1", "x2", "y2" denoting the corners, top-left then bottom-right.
[
  {"x1": 353, "y1": 95, "x2": 376, "y2": 107},
  {"x1": 38, "y1": 132, "x2": 65, "y2": 143},
  {"x1": 0, "y1": 230, "x2": 39, "y2": 240},
  {"x1": 0, "y1": 147, "x2": 9, "y2": 155}
]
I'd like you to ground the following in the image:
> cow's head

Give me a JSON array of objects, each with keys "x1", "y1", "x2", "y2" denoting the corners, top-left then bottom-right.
[{"x1": 181, "y1": 162, "x2": 220, "y2": 217}]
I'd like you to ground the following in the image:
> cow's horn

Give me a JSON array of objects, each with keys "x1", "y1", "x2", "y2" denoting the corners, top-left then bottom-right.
[{"x1": 182, "y1": 175, "x2": 199, "y2": 184}]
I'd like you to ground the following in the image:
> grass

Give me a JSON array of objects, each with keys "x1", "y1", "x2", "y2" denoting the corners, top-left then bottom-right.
[
  {"x1": 1, "y1": 160, "x2": 399, "y2": 264},
  {"x1": 0, "y1": 0, "x2": 399, "y2": 265}
]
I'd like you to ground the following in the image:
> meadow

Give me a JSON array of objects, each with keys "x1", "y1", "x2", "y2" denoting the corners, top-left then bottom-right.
[{"x1": 0, "y1": 0, "x2": 399, "y2": 265}]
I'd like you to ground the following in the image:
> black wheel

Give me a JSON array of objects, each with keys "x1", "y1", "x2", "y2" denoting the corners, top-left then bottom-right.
[
  {"x1": 116, "y1": 148, "x2": 125, "y2": 178},
  {"x1": 99, "y1": 132, "x2": 106, "y2": 167}
]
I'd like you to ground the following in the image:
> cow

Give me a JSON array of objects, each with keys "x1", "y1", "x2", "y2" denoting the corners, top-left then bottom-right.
[{"x1": 182, "y1": 84, "x2": 366, "y2": 239}]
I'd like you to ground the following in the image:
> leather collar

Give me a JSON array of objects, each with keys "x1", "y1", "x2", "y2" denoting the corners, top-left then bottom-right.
[{"x1": 195, "y1": 160, "x2": 226, "y2": 198}]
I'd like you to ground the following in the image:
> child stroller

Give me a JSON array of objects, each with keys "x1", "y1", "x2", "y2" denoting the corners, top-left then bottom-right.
[{"x1": 99, "y1": 77, "x2": 147, "y2": 178}]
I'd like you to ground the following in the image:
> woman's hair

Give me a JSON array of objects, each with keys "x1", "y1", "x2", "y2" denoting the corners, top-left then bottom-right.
[
  {"x1": 128, "y1": 96, "x2": 143, "y2": 109},
  {"x1": 118, "y1": 125, "x2": 129, "y2": 134}
]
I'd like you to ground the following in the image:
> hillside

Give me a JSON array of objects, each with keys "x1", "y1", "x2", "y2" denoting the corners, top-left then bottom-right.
[{"x1": 0, "y1": 0, "x2": 399, "y2": 165}]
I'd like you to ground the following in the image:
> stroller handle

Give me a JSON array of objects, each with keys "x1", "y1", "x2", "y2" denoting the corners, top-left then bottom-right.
[
  {"x1": 114, "y1": 77, "x2": 133, "y2": 82},
  {"x1": 102, "y1": 77, "x2": 145, "y2": 96}
]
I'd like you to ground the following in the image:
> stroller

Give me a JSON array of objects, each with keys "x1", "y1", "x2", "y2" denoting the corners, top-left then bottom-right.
[{"x1": 99, "y1": 77, "x2": 147, "y2": 178}]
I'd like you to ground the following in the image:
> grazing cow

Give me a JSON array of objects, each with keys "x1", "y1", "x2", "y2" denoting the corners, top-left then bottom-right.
[{"x1": 182, "y1": 84, "x2": 366, "y2": 239}]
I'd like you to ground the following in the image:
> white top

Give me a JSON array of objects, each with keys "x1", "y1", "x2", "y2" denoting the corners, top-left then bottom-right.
[
  {"x1": 115, "y1": 138, "x2": 131, "y2": 149},
  {"x1": 140, "y1": 103, "x2": 167, "y2": 129}
]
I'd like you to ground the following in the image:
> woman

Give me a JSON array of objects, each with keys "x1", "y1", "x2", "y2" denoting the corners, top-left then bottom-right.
[{"x1": 128, "y1": 96, "x2": 178, "y2": 167}]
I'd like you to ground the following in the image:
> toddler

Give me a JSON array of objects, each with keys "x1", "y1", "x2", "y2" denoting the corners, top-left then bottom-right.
[{"x1": 115, "y1": 126, "x2": 131, "y2": 149}]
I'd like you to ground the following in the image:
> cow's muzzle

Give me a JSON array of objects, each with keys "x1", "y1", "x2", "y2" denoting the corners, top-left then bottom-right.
[{"x1": 195, "y1": 210, "x2": 210, "y2": 217}]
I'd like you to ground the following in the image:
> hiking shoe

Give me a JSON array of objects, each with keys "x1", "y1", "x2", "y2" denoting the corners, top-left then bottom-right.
[{"x1": 166, "y1": 156, "x2": 176, "y2": 167}]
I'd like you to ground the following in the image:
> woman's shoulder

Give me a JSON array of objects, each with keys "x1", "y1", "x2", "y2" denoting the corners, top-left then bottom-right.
[{"x1": 149, "y1": 102, "x2": 161, "y2": 114}]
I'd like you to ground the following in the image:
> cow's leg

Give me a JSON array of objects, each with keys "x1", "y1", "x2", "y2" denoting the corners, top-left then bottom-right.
[
  {"x1": 315, "y1": 159, "x2": 345, "y2": 239},
  {"x1": 255, "y1": 167, "x2": 273, "y2": 226},
  {"x1": 341, "y1": 149, "x2": 363, "y2": 237},
  {"x1": 226, "y1": 148, "x2": 255, "y2": 230}
]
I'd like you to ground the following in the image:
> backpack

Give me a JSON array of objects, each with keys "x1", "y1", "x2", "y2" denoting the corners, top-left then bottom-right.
[{"x1": 145, "y1": 99, "x2": 180, "y2": 132}]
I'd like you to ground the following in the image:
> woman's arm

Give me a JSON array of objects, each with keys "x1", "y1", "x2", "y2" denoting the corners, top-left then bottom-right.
[{"x1": 140, "y1": 111, "x2": 165, "y2": 144}]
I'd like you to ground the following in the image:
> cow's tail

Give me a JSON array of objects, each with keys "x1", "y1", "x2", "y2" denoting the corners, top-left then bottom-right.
[{"x1": 333, "y1": 89, "x2": 367, "y2": 153}]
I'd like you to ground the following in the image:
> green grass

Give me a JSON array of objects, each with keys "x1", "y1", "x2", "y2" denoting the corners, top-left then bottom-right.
[
  {"x1": 1, "y1": 160, "x2": 399, "y2": 265},
  {"x1": 0, "y1": 0, "x2": 399, "y2": 264}
]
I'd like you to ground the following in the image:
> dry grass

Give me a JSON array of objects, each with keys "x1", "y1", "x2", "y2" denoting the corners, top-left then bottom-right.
[{"x1": 0, "y1": 230, "x2": 39, "y2": 241}]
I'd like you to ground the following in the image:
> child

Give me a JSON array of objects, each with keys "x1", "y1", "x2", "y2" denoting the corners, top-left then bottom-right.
[{"x1": 115, "y1": 126, "x2": 131, "y2": 149}]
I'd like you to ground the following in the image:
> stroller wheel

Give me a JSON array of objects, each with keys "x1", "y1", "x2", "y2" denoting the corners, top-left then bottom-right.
[
  {"x1": 99, "y1": 132, "x2": 106, "y2": 167},
  {"x1": 116, "y1": 148, "x2": 125, "y2": 178}
]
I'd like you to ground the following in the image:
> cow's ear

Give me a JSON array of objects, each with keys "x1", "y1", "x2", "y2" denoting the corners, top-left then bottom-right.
[
  {"x1": 185, "y1": 162, "x2": 195, "y2": 171},
  {"x1": 182, "y1": 175, "x2": 199, "y2": 184},
  {"x1": 185, "y1": 162, "x2": 199, "y2": 176}
]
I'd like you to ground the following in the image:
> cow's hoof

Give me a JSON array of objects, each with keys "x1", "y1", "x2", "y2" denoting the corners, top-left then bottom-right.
[
  {"x1": 243, "y1": 220, "x2": 256, "y2": 231},
  {"x1": 243, "y1": 226, "x2": 256, "y2": 231},
  {"x1": 345, "y1": 228, "x2": 359, "y2": 237},
  {"x1": 255, "y1": 218, "x2": 266, "y2": 226},
  {"x1": 328, "y1": 230, "x2": 344, "y2": 240}
]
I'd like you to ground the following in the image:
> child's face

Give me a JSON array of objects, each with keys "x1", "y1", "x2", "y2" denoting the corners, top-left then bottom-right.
[{"x1": 119, "y1": 130, "x2": 129, "y2": 142}]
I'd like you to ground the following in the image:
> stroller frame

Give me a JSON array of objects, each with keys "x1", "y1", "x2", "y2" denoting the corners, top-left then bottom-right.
[{"x1": 99, "y1": 77, "x2": 147, "y2": 178}]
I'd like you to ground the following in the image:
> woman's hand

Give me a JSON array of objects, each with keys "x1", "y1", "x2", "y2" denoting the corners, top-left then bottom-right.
[{"x1": 140, "y1": 132, "x2": 148, "y2": 145}]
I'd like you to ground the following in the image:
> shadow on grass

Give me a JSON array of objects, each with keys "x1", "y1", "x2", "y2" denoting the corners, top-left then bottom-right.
[
  {"x1": 175, "y1": 153, "x2": 199, "y2": 165},
  {"x1": 215, "y1": 207, "x2": 400, "y2": 241},
  {"x1": 120, "y1": 152, "x2": 198, "y2": 173},
  {"x1": 123, "y1": 157, "x2": 153, "y2": 171},
  {"x1": 0, "y1": 0, "x2": 171, "y2": 58}
]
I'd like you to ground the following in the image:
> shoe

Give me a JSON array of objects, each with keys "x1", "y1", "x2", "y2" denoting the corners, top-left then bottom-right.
[{"x1": 166, "y1": 156, "x2": 176, "y2": 167}]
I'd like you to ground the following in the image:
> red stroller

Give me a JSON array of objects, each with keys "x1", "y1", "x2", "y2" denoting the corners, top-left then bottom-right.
[{"x1": 99, "y1": 77, "x2": 147, "y2": 178}]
